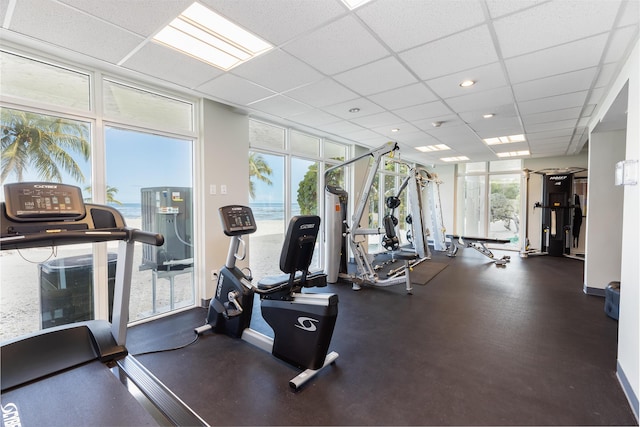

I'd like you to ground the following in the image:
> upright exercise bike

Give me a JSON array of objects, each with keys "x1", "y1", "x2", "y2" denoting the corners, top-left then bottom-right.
[{"x1": 195, "y1": 205, "x2": 339, "y2": 389}]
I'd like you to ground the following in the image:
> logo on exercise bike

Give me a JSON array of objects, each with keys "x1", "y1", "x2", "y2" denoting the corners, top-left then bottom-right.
[{"x1": 295, "y1": 316, "x2": 319, "y2": 332}]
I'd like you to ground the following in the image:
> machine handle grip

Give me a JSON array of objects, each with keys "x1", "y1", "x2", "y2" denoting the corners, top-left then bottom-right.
[{"x1": 129, "y1": 228, "x2": 165, "y2": 246}]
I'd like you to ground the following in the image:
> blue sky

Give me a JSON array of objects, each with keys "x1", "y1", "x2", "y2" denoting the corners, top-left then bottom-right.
[{"x1": 2, "y1": 127, "x2": 192, "y2": 204}]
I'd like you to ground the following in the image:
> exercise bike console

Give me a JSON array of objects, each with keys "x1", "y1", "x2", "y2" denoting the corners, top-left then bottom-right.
[{"x1": 197, "y1": 205, "x2": 339, "y2": 389}]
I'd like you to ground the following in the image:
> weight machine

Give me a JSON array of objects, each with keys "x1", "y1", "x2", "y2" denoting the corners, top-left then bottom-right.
[
  {"x1": 519, "y1": 168, "x2": 586, "y2": 258},
  {"x1": 324, "y1": 142, "x2": 442, "y2": 293}
]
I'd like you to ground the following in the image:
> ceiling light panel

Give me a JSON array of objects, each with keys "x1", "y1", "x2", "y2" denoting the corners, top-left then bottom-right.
[
  {"x1": 416, "y1": 144, "x2": 451, "y2": 152},
  {"x1": 483, "y1": 134, "x2": 526, "y2": 145},
  {"x1": 153, "y1": 2, "x2": 272, "y2": 71},
  {"x1": 496, "y1": 150, "x2": 530, "y2": 157},
  {"x1": 441, "y1": 156, "x2": 469, "y2": 162}
]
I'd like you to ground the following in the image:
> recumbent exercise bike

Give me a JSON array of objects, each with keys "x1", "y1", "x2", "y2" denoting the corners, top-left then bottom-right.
[{"x1": 195, "y1": 205, "x2": 339, "y2": 389}]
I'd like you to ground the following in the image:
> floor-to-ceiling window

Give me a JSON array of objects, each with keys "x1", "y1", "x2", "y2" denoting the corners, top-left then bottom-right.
[
  {"x1": 248, "y1": 119, "x2": 348, "y2": 279},
  {"x1": 0, "y1": 49, "x2": 197, "y2": 340},
  {"x1": 456, "y1": 159, "x2": 522, "y2": 246}
]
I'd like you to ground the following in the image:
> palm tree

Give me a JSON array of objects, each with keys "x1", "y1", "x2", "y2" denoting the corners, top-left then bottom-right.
[
  {"x1": 83, "y1": 185, "x2": 123, "y2": 205},
  {"x1": 1, "y1": 108, "x2": 90, "y2": 183},
  {"x1": 249, "y1": 152, "x2": 273, "y2": 199}
]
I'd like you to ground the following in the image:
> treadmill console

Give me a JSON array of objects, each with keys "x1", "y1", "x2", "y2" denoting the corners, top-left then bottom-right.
[
  {"x1": 219, "y1": 205, "x2": 257, "y2": 236},
  {"x1": 4, "y1": 182, "x2": 86, "y2": 222}
]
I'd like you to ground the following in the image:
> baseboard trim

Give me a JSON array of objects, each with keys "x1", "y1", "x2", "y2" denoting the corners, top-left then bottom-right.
[
  {"x1": 583, "y1": 285, "x2": 606, "y2": 297},
  {"x1": 617, "y1": 361, "x2": 639, "y2": 422}
]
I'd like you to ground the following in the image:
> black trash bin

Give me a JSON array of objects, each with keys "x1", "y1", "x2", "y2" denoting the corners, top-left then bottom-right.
[{"x1": 39, "y1": 253, "x2": 117, "y2": 328}]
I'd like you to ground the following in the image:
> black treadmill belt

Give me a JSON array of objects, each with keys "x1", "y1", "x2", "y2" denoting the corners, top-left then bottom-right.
[{"x1": 2, "y1": 360, "x2": 158, "y2": 427}]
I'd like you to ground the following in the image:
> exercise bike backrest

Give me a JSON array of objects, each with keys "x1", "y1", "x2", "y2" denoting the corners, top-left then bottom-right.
[{"x1": 218, "y1": 205, "x2": 322, "y2": 290}]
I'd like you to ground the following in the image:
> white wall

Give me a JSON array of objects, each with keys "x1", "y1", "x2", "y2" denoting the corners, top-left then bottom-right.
[
  {"x1": 199, "y1": 99, "x2": 249, "y2": 302},
  {"x1": 589, "y1": 40, "x2": 639, "y2": 420},
  {"x1": 584, "y1": 130, "x2": 625, "y2": 293}
]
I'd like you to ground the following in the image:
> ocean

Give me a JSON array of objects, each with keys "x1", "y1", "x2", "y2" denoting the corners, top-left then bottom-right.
[{"x1": 108, "y1": 202, "x2": 300, "y2": 221}]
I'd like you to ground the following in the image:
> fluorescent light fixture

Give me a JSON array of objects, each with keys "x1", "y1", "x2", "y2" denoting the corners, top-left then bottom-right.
[
  {"x1": 483, "y1": 134, "x2": 526, "y2": 145},
  {"x1": 415, "y1": 144, "x2": 451, "y2": 152},
  {"x1": 497, "y1": 150, "x2": 530, "y2": 158},
  {"x1": 441, "y1": 156, "x2": 469, "y2": 162},
  {"x1": 153, "y1": 2, "x2": 272, "y2": 71},
  {"x1": 459, "y1": 80, "x2": 475, "y2": 88},
  {"x1": 341, "y1": 0, "x2": 373, "y2": 10}
]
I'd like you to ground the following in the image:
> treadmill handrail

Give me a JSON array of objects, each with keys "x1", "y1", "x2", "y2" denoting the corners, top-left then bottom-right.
[{"x1": 0, "y1": 227, "x2": 164, "y2": 250}]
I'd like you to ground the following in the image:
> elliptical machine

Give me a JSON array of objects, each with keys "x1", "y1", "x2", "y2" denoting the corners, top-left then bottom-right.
[{"x1": 195, "y1": 205, "x2": 339, "y2": 389}]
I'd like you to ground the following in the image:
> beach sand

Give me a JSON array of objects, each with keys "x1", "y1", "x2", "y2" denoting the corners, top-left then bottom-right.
[{"x1": 1, "y1": 218, "x2": 288, "y2": 342}]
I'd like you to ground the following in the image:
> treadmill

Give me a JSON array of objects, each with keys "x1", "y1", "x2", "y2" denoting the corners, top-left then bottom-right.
[{"x1": 0, "y1": 182, "x2": 207, "y2": 426}]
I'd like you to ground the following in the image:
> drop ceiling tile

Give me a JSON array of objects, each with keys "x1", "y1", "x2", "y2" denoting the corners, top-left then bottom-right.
[
  {"x1": 58, "y1": 0, "x2": 191, "y2": 36},
  {"x1": 349, "y1": 111, "x2": 402, "y2": 128},
  {"x1": 445, "y1": 86, "x2": 514, "y2": 112},
  {"x1": 470, "y1": 116, "x2": 523, "y2": 136},
  {"x1": 426, "y1": 124, "x2": 481, "y2": 143},
  {"x1": 283, "y1": 15, "x2": 389, "y2": 75},
  {"x1": 493, "y1": 0, "x2": 622, "y2": 57},
  {"x1": 285, "y1": 79, "x2": 358, "y2": 108},
  {"x1": 619, "y1": 0, "x2": 640, "y2": 27},
  {"x1": 200, "y1": 0, "x2": 345, "y2": 45},
  {"x1": 249, "y1": 95, "x2": 313, "y2": 118},
  {"x1": 412, "y1": 114, "x2": 464, "y2": 131},
  {"x1": 196, "y1": 74, "x2": 276, "y2": 106},
  {"x1": 333, "y1": 56, "x2": 418, "y2": 96},
  {"x1": 505, "y1": 34, "x2": 607, "y2": 84},
  {"x1": 513, "y1": 67, "x2": 598, "y2": 102},
  {"x1": 458, "y1": 103, "x2": 518, "y2": 123},
  {"x1": 485, "y1": 0, "x2": 547, "y2": 19},
  {"x1": 9, "y1": 0, "x2": 144, "y2": 64},
  {"x1": 426, "y1": 62, "x2": 508, "y2": 99},
  {"x1": 400, "y1": 25, "x2": 499, "y2": 80},
  {"x1": 517, "y1": 91, "x2": 588, "y2": 115},
  {"x1": 394, "y1": 101, "x2": 452, "y2": 122},
  {"x1": 321, "y1": 120, "x2": 367, "y2": 135},
  {"x1": 123, "y1": 40, "x2": 223, "y2": 88},
  {"x1": 522, "y1": 106, "x2": 582, "y2": 127},
  {"x1": 231, "y1": 49, "x2": 323, "y2": 93},
  {"x1": 525, "y1": 118, "x2": 577, "y2": 133},
  {"x1": 526, "y1": 128, "x2": 574, "y2": 142},
  {"x1": 373, "y1": 124, "x2": 420, "y2": 140},
  {"x1": 356, "y1": 0, "x2": 485, "y2": 52},
  {"x1": 288, "y1": 109, "x2": 342, "y2": 127},
  {"x1": 604, "y1": 26, "x2": 639, "y2": 64},
  {"x1": 367, "y1": 83, "x2": 438, "y2": 110},
  {"x1": 342, "y1": 128, "x2": 386, "y2": 142},
  {"x1": 322, "y1": 97, "x2": 385, "y2": 119}
]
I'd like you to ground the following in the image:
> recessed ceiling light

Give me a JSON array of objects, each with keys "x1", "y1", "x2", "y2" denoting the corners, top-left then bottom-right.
[
  {"x1": 416, "y1": 144, "x2": 450, "y2": 152},
  {"x1": 441, "y1": 156, "x2": 469, "y2": 162},
  {"x1": 341, "y1": 0, "x2": 373, "y2": 10},
  {"x1": 459, "y1": 80, "x2": 475, "y2": 88},
  {"x1": 483, "y1": 113, "x2": 495, "y2": 119},
  {"x1": 391, "y1": 128, "x2": 400, "y2": 133},
  {"x1": 497, "y1": 150, "x2": 530, "y2": 158},
  {"x1": 153, "y1": 2, "x2": 272, "y2": 71},
  {"x1": 483, "y1": 134, "x2": 526, "y2": 145},
  {"x1": 432, "y1": 121, "x2": 443, "y2": 127},
  {"x1": 348, "y1": 107, "x2": 360, "y2": 113}
]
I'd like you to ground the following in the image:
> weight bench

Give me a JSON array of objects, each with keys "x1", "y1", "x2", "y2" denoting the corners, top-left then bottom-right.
[{"x1": 446, "y1": 235, "x2": 511, "y2": 266}]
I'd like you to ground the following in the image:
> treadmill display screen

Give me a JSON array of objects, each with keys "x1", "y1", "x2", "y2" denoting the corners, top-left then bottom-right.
[
  {"x1": 219, "y1": 205, "x2": 257, "y2": 236},
  {"x1": 3, "y1": 182, "x2": 86, "y2": 222}
]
